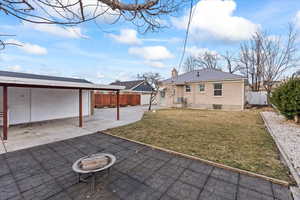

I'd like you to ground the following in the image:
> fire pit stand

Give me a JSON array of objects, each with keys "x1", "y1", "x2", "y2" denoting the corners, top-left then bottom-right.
[{"x1": 72, "y1": 153, "x2": 116, "y2": 193}]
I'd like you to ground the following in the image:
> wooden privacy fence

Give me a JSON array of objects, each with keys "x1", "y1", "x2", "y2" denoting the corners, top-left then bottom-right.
[{"x1": 94, "y1": 93, "x2": 140, "y2": 108}]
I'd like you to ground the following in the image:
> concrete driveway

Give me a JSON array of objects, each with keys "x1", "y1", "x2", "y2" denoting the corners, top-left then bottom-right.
[{"x1": 0, "y1": 106, "x2": 160, "y2": 153}]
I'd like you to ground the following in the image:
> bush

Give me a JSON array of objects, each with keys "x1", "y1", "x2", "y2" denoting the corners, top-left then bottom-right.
[{"x1": 270, "y1": 77, "x2": 300, "y2": 120}]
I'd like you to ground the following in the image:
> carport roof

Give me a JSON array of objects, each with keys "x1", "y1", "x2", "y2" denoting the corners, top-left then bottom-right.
[{"x1": 0, "y1": 71, "x2": 124, "y2": 90}]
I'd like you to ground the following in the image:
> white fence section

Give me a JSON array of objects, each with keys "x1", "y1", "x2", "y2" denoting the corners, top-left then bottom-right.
[{"x1": 246, "y1": 91, "x2": 268, "y2": 105}]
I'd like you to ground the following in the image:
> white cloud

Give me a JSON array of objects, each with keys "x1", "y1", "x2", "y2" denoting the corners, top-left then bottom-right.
[
  {"x1": 109, "y1": 29, "x2": 141, "y2": 45},
  {"x1": 24, "y1": 23, "x2": 87, "y2": 39},
  {"x1": 6, "y1": 39, "x2": 47, "y2": 55},
  {"x1": 186, "y1": 46, "x2": 218, "y2": 57},
  {"x1": 172, "y1": 0, "x2": 259, "y2": 41},
  {"x1": 96, "y1": 72, "x2": 105, "y2": 78},
  {"x1": 144, "y1": 60, "x2": 165, "y2": 68},
  {"x1": 129, "y1": 46, "x2": 173, "y2": 60},
  {"x1": 5, "y1": 65, "x2": 22, "y2": 72},
  {"x1": 296, "y1": 11, "x2": 300, "y2": 27},
  {"x1": 142, "y1": 37, "x2": 182, "y2": 43}
]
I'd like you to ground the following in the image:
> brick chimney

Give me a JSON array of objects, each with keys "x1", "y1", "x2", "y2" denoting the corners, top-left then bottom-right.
[{"x1": 171, "y1": 68, "x2": 178, "y2": 79}]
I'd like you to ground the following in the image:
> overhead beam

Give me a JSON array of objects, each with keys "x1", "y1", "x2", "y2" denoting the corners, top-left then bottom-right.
[
  {"x1": 116, "y1": 91, "x2": 120, "y2": 120},
  {"x1": 79, "y1": 89, "x2": 83, "y2": 127},
  {"x1": 3, "y1": 86, "x2": 8, "y2": 140}
]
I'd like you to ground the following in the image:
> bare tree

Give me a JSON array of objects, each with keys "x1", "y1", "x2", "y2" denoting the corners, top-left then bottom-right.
[
  {"x1": 239, "y1": 32, "x2": 266, "y2": 91},
  {"x1": 221, "y1": 51, "x2": 241, "y2": 74},
  {"x1": 262, "y1": 24, "x2": 299, "y2": 99},
  {"x1": 137, "y1": 72, "x2": 161, "y2": 111},
  {"x1": 239, "y1": 24, "x2": 298, "y2": 103},
  {"x1": 183, "y1": 55, "x2": 198, "y2": 72},
  {"x1": 197, "y1": 51, "x2": 220, "y2": 70}
]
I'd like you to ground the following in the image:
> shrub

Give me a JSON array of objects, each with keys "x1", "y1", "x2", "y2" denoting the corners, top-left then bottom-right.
[{"x1": 270, "y1": 77, "x2": 300, "y2": 120}]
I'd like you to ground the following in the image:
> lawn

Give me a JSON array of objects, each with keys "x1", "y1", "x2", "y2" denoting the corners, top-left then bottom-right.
[{"x1": 108, "y1": 108, "x2": 292, "y2": 182}]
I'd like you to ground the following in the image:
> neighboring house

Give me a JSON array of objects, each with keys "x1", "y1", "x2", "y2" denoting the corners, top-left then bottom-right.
[
  {"x1": 158, "y1": 68, "x2": 246, "y2": 110},
  {"x1": 0, "y1": 70, "x2": 123, "y2": 126},
  {"x1": 110, "y1": 80, "x2": 154, "y2": 105}
]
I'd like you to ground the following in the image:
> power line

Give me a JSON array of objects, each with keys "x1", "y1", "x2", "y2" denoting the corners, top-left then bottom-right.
[{"x1": 177, "y1": 0, "x2": 195, "y2": 73}]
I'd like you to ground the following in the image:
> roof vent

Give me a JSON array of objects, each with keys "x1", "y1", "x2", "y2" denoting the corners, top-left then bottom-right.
[{"x1": 196, "y1": 71, "x2": 200, "y2": 77}]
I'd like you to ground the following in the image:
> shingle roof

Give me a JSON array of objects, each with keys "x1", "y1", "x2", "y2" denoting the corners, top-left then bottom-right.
[
  {"x1": 0, "y1": 70, "x2": 91, "y2": 83},
  {"x1": 110, "y1": 80, "x2": 144, "y2": 90},
  {"x1": 162, "y1": 69, "x2": 245, "y2": 84}
]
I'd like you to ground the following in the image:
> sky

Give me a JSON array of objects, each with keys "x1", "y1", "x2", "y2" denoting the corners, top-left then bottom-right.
[{"x1": 0, "y1": 0, "x2": 300, "y2": 84}]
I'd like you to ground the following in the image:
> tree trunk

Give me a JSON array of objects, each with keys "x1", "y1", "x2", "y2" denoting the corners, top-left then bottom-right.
[{"x1": 148, "y1": 92, "x2": 153, "y2": 111}]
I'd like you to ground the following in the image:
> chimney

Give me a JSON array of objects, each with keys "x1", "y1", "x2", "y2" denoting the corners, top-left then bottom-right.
[{"x1": 171, "y1": 68, "x2": 178, "y2": 79}]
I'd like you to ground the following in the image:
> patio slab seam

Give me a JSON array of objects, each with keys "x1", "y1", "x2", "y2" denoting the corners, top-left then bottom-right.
[
  {"x1": 102, "y1": 131, "x2": 290, "y2": 187},
  {"x1": 26, "y1": 148, "x2": 74, "y2": 200},
  {"x1": 0, "y1": 132, "x2": 293, "y2": 200}
]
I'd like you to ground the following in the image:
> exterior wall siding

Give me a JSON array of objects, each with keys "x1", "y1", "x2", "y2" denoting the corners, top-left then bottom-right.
[
  {"x1": 158, "y1": 80, "x2": 245, "y2": 110},
  {"x1": 0, "y1": 87, "x2": 91, "y2": 125}
]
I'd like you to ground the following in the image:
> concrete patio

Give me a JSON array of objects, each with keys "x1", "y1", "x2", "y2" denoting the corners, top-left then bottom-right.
[
  {"x1": 0, "y1": 106, "x2": 157, "y2": 153},
  {"x1": 0, "y1": 132, "x2": 293, "y2": 200}
]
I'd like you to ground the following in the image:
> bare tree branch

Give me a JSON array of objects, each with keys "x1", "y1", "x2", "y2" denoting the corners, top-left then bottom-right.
[
  {"x1": 0, "y1": 34, "x2": 22, "y2": 50},
  {"x1": 183, "y1": 55, "x2": 198, "y2": 72},
  {"x1": 221, "y1": 51, "x2": 241, "y2": 74},
  {"x1": 0, "y1": 0, "x2": 186, "y2": 32},
  {"x1": 196, "y1": 51, "x2": 220, "y2": 70}
]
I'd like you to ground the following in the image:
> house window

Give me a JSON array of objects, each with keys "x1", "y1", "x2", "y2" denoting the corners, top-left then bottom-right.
[
  {"x1": 160, "y1": 90, "x2": 165, "y2": 98},
  {"x1": 213, "y1": 83, "x2": 222, "y2": 96},
  {"x1": 199, "y1": 84, "x2": 205, "y2": 92},
  {"x1": 185, "y1": 85, "x2": 191, "y2": 92}
]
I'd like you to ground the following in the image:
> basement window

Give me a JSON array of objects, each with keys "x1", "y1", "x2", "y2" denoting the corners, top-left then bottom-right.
[
  {"x1": 213, "y1": 104, "x2": 222, "y2": 109},
  {"x1": 213, "y1": 83, "x2": 222, "y2": 96}
]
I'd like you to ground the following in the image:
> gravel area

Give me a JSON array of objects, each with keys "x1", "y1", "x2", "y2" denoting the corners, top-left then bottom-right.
[{"x1": 261, "y1": 111, "x2": 300, "y2": 181}]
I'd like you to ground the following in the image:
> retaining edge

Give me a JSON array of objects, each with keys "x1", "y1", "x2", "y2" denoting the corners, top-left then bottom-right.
[{"x1": 101, "y1": 130, "x2": 290, "y2": 187}]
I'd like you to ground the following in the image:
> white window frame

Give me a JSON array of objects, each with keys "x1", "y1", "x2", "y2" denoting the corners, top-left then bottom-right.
[
  {"x1": 213, "y1": 83, "x2": 223, "y2": 96},
  {"x1": 198, "y1": 83, "x2": 205, "y2": 92},
  {"x1": 185, "y1": 85, "x2": 191, "y2": 92}
]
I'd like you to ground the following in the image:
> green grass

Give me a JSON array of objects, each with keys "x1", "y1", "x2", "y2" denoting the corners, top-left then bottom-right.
[{"x1": 108, "y1": 108, "x2": 292, "y2": 182}]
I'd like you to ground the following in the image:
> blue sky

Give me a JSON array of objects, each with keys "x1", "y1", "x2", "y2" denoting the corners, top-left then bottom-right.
[{"x1": 0, "y1": 0, "x2": 300, "y2": 84}]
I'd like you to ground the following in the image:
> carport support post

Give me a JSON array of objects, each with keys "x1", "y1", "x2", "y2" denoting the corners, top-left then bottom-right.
[
  {"x1": 116, "y1": 90, "x2": 120, "y2": 120},
  {"x1": 79, "y1": 89, "x2": 83, "y2": 127},
  {"x1": 3, "y1": 86, "x2": 8, "y2": 140}
]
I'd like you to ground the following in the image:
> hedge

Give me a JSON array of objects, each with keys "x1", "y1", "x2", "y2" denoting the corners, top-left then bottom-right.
[{"x1": 270, "y1": 77, "x2": 300, "y2": 120}]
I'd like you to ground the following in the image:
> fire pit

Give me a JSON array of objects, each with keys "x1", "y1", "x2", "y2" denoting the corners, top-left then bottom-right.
[{"x1": 72, "y1": 153, "x2": 116, "y2": 193}]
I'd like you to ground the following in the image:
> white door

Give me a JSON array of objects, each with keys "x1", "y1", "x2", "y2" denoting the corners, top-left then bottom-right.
[
  {"x1": 8, "y1": 88, "x2": 31, "y2": 124},
  {"x1": 141, "y1": 94, "x2": 151, "y2": 105}
]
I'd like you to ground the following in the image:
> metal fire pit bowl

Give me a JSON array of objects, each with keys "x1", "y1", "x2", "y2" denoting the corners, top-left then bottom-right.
[{"x1": 72, "y1": 153, "x2": 116, "y2": 193}]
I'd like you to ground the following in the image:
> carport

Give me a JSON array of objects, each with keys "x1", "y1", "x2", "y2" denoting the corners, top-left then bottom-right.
[{"x1": 0, "y1": 71, "x2": 124, "y2": 140}]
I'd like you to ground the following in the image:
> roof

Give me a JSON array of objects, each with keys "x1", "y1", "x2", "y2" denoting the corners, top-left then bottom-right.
[
  {"x1": 0, "y1": 70, "x2": 91, "y2": 83},
  {"x1": 162, "y1": 69, "x2": 245, "y2": 84},
  {"x1": 110, "y1": 80, "x2": 144, "y2": 90},
  {"x1": 133, "y1": 81, "x2": 153, "y2": 92},
  {"x1": 0, "y1": 71, "x2": 124, "y2": 90}
]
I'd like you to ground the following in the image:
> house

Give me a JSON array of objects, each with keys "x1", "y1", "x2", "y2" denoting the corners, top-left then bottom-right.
[
  {"x1": 158, "y1": 68, "x2": 246, "y2": 110},
  {"x1": 0, "y1": 70, "x2": 123, "y2": 140},
  {"x1": 110, "y1": 80, "x2": 153, "y2": 105}
]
